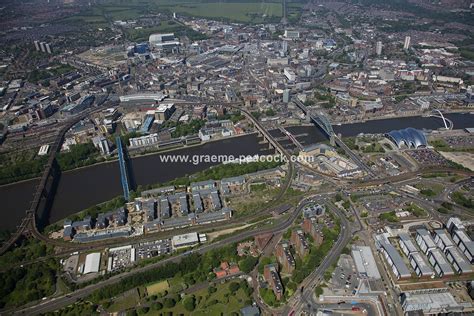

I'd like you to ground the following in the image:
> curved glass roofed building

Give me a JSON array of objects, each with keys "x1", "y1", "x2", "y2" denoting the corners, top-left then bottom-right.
[{"x1": 385, "y1": 128, "x2": 427, "y2": 149}]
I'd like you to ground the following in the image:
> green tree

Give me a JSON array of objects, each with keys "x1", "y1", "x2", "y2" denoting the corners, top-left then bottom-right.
[
  {"x1": 163, "y1": 298, "x2": 176, "y2": 308},
  {"x1": 152, "y1": 302, "x2": 163, "y2": 310},
  {"x1": 207, "y1": 285, "x2": 217, "y2": 294},
  {"x1": 138, "y1": 306, "x2": 149, "y2": 314},
  {"x1": 265, "y1": 109, "x2": 276, "y2": 116},
  {"x1": 182, "y1": 296, "x2": 196, "y2": 311},
  {"x1": 315, "y1": 286, "x2": 324, "y2": 297},
  {"x1": 238, "y1": 256, "x2": 258, "y2": 274},
  {"x1": 228, "y1": 282, "x2": 240, "y2": 293},
  {"x1": 259, "y1": 288, "x2": 276, "y2": 306},
  {"x1": 258, "y1": 257, "x2": 273, "y2": 274}
]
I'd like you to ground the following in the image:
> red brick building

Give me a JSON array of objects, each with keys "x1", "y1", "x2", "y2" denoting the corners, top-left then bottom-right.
[
  {"x1": 276, "y1": 242, "x2": 296, "y2": 274},
  {"x1": 263, "y1": 264, "x2": 283, "y2": 300},
  {"x1": 303, "y1": 218, "x2": 324, "y2": 247},
  {"x1": 291, "y1": 229, "x2": 310, "y2": 258}
]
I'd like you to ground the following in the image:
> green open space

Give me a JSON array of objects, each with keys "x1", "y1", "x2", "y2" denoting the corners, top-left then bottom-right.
[
  {"x1": 403, "y1": 203, "x2": 427, "y2": 217},
  {"x1": 451, "y1": 191, "x2": 474, "y2": 210},
  {"x1": 414, "y1": 183, "x2": 444, "y2": 197},
  {"x1": 0, "y1": 149, "x2": 47, "y2": 185},
  {"x1": 0, "y1": 239, "x2": 58, "y2": 309},
  {"x1": 379, "y1": 211, "x2": 399, "y2": 223},
  {"x1": 146, "y1": 280, "x2": 170, "y2": 296},
  {"x1": 61, "y1": 0, "x2": 298, "y2": 25},
  {"x1": 107, "y1": 289, "x2": 141, "y2": 313},
  {"x1": 125, "y1": 21, "x2": 207, "y2": 42},
  {"x1": 28, "y1": 64, "x2": 75, "y2": 84},
  {"x1": 166, "y1": 2, "x2": 282, "y2": 23}
]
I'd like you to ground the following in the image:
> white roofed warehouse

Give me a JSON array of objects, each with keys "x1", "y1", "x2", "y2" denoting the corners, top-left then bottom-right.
[
  {"x1": 83, "y1": 253, "x2": 101, "y2": 274},
  {"x1": 171, "y1": 232, "x2": 200, "y2": 250}
]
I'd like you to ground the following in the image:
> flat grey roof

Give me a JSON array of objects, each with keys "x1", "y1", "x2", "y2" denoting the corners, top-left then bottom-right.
[
  {"x1": 352, "y1": 246, "x2": 381, "y2": 279},
  {"x1": 429, "y1": 248, "x2": 454, "y2": 274},
  {"x1": 409, "y1": 252, "x2": 433, "y2": 275},
  {"x1": 434, "y1": 229, "x2": 454, "y2": 248},
  {"x1": 401, "y1": 289, "x2": 462, "y2": 313},
  {"x1": 446, "y1": 247, "x2": 472, "y2": 273},
  {"x1": 399, "y1": 233, "x2": 418, "y2": 254},
  {"x1": 417, "y1": 229, "x2": 437, "y2": 249},
  {"x1": 381, "y1": 241, "x2": 411, "y2": 277}
]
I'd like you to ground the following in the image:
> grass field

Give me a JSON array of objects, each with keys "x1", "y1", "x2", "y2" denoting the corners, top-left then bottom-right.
[
  {"x1": 166, "y1": 2, "x2": 282, "y2": 23},
  {"x1": 149, "y1": 281, "x2": 251, "y2": 315},
  {"x1": 125, "y1": 21, "x2": 206, "y2": 42},
  {"x1": 107, "y1": 289, "x2": 141, "y2": 313},
  {"x1": 62, "y1": 0, "x2": 288, "y2": 25},
  {"x1": 146, "y1": 280, "x2": 170, "y2": 296}
]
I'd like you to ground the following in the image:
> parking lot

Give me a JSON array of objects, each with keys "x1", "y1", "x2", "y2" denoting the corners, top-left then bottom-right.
[
  {"x1": 135, "y1": 239, "x2": 171, "y2": 260},
  {"x1": 329, "y1": 255, "x2": 359, "y2": 295},
  {"x1": 406, "y1": 149, "x2": 450, "y2": 167},
  {"x1": 108, "y1": 246, "x2": 134, "y2": 272}
]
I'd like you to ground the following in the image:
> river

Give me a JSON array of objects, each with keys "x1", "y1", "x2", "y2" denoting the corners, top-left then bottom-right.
[{"x1": 0, "y1": 112, "x2": 472, "y2": 230}]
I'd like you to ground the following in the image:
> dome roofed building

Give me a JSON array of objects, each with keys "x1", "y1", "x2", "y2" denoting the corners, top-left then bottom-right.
[{"x1": 385, "y1": 128, "x2": 427, "y2": 149}]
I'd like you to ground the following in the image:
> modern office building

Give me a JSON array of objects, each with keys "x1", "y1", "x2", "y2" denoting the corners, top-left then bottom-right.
[
  {"x1": 401, "y1": 289, "x2": 464, "y2": 314},
  {"x1": 376, "y1": 41, "x2": 382, "y2": 56},
  {"x1": 399, "y1": 233, "x2": 418, "y2": 257},
  {"x1": 403, "y1": 36, "x2": 411, "y2": 50},
  {"x1": 434, "y1": 229, "x2": 455, "y2": 252},
  {"x1": 427, "y1": 248, "x2": 455, "y2": 277},
  {"x1": 284, "y1": 67, "x2": 296, "y2": 82},
  {"x1": 408, "y1": 252, "x2": 434, "y2": 278},
  {"x1": 452, "y1": 229, "x2": 474, "y2": 263},
  {"x1": 445, "y1": 246, "x2": 472, "y2": 274},
  {"x1": 379, "y1": 240, "x2": 411, "y2": 279},
  {"x1": 416, "y1": 229, "x2": 437, "y2": 255}
]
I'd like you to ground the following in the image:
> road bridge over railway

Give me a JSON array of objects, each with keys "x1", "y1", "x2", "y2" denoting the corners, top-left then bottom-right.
[{"x1": 292, "y1": 98, "x2": 375, "y2": 177}]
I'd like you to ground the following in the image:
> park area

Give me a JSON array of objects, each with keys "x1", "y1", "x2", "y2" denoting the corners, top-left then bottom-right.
[
  {"x1": 59, "y1": 0, "x2": 291, "y2": 25},
  {"x1": 165, "y1": 1, "x2": 282, "y2": 23}
]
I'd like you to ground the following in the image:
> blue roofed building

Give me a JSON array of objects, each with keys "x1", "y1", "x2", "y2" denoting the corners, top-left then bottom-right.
[{"x1": 385, "y1": 128, "x2": 427, "y2": 149}]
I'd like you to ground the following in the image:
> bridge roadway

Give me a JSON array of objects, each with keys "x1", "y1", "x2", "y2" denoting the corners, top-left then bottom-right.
[
  {"x1": 0, "y1": 100, "x2": 298, "y2": 256},
  {"x1": 292, "y1": 97, "x2": 376, "y2": 177},
  {"x1": 116, "y1": 136, "x2": 131, "y2": 201},
  {"x1": 3, "y1": 98, "x2": 471, "y2": 253},
  {"x1": 0, "y1": 105, "x2": 110, "y2": 255},
  {"x1": 13, "y1": 192, "x2": 310, "y2": 315}
]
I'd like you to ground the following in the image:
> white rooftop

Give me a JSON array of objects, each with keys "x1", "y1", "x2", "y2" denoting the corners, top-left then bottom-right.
[
  {"x1": 352, "y1": 246, "x2": 381, "y2": 279},
  {"x1": 83, "y1": 252, "x2": 101, "y2": 274}
]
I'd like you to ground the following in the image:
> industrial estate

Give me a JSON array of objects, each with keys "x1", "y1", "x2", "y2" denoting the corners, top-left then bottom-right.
[{"x1": 0, "y1": 0, "x2": 474, "y2": 315}]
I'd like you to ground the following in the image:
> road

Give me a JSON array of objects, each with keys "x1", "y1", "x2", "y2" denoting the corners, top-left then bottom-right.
[
  {"x1": 283, "y1": 202, "x2": 353, "y2": 315},
  {"x1": 13, "y1": 192, "x2": 310, "y2": 315},
  {"x1": 0, "y1": 103, "x2": 113, "y2": 255}
]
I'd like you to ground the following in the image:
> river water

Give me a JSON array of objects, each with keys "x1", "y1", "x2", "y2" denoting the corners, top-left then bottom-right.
[{"x1": 0, "y1": 113, "x2": 472, "y2": 230}]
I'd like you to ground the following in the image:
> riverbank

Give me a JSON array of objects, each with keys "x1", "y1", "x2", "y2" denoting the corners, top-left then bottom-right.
[
  {"x1": 331, "y1": 109, "x2": 472, "y2": 125},
  {"x1": 0, "y1": 132, "x2": 256, "y2": 189},
  {"x1": 1, "y1": 112, "x2": 473, "y2": 230}
]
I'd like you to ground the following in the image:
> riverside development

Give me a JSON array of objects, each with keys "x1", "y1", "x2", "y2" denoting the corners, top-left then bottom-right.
[{"x1": 0, "y1": 0, "x2": 474, "y2": 315}]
